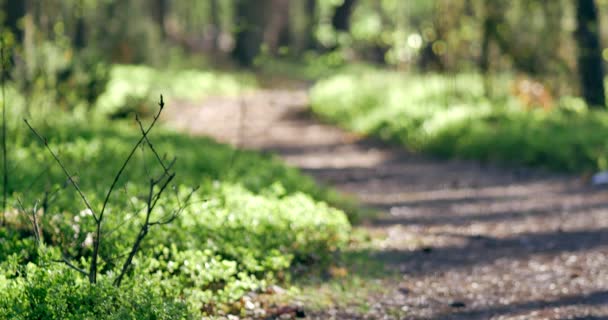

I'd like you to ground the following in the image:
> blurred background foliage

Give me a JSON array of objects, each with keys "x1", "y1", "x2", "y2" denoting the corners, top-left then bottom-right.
[
  {"x1": 4, "y1": 0, "x2": 608, "y2": 318},
  {"x1": 1, "y1": 0, "x2": 607, "y2": 109}
]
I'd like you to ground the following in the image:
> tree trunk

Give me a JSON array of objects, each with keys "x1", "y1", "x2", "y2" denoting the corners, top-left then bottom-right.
[
  {"x1": 264, "y1": 0, "x2": 290, "y2": 56},
  {"x1": 152, "y1": 0, "x2": 167, "y2": 39},
  {"x1": 231, "y1": 0, "x2": 269, "y2": 66},
  {"x1": 74, "y1": 2, "x2": 86, "y2": 50},
  {"x1": 4, "y1": 0, "x2": 27, "y2": 43},
  {"x1": 209, "y1": 0, "x2": 220, "y2": 52},
  {"x1": 332, "y1": 0, "x2": 356, "y2": 32},
  {"x1": 305, "y1": 0, "x2": 317, "y2": 49},
  {"x1": 289, "y1": 0, "x2": 317, "y2": 54},
  {"x1": 575, "y1": 0, "x2": 606, "y2": 108}
]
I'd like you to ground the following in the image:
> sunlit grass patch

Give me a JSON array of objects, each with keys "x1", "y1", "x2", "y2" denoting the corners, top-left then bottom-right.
[
  {"x1": 95, "y1": 65, "x2": 257, "y2": 117},
  {"x1": 311, "y1": 71, "x2": 608, "y2": 172}
]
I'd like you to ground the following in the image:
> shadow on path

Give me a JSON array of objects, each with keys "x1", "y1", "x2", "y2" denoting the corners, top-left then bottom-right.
[{"x1": 168, "y1": 88, "x2": 608, "y2": 319}]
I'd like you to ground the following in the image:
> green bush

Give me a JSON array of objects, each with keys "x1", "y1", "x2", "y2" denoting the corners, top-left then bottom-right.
[
  {"x1": 0, "y1": 111, "x2": 351, "y2": 318},
  {"x1": 95, "y1": 65, "x2": 257, "y2": 118},
  {"x1": 310, "y1": 71, "x2": 608, "y2": 172},
  {"x1": 0, "y1": 262, "x2": 188, "y2": 320}
]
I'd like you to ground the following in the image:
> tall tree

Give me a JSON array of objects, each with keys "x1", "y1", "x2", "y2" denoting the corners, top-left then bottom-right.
[
  {"x1": 289, "y1": 0, "x2": 317, "y2": 54},
  {"x1": 4, "y1": 0, "x2": 27, "y2": 43},
  {"x1": 479, "y1": 1, "x2": 501, "y2": 76},
  {"x1": 479, "y1": 0, "x2": 506, "y2": 95},
  {"x1": 575, "y1": 0, "x2": 605, "y2": 107},
  {"x1": 264, "y1": 0, "x2": 290, "y2": 56},
  {"x1": 73, "y1": 1, "x2": 87, "y2": 49},
  {"x1": 152, "y1": 0, "x2": 168, "y2": 40},
  {"x1": 231, "y1": 0, "x2": 270, "y2": 66},
  {"x1": 332, "y1": 0, "x2": 356, "y2": 32},
  {"x1": 208, "y1": 0, "x2": 220, "y2": 52}
]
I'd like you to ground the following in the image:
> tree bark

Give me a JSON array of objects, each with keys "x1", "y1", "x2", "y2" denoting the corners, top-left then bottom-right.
[
  {"x1": 231, "y1": 0, "x2": 270, "y2": 66},
  {"x1": 305, "y1": 0, "x2": 317, "y2": 49},
  {"x1": 152, "y1": 0, "x2": 167, "y2": 39},
  {"x1": 264, "y1": 0, "x2": 290, "y2": 56},
  {"x1": 575, "y1": 0, "x2": 606, "y2": 107}
]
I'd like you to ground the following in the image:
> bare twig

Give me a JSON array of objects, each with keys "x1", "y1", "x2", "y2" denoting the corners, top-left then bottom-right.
[
  {"x1": 25, "y1": 94, "x2": 186, "y2": 288},
  {"x1": 15, "y1": 198, "x2": 41, "y2": 247},
  {"x1": 135, "y1": 115, "x2": 170, "y2": 172},
  {"x1": 114, "y1": 171, "x2": 174, "y2": 287},
  {"x1": 54, "y1": 256, "x2": 88, "y2": 276},
  {"x1": 114, "y1": 181, "x2": 197, "y2": 287},
  {"x1": 90, "y1": 95, "x2": 165, "y2": 284},
  {"x1": 113, "y1": 127, "x2": 196, "y2": 287},
  {"x1": 99, "y1": 95, "x2": 165, "y2": 220},
  {"x1": 149, "y1": 185, "x2": 198, "y2": 226},
  {"x1": 24, "y1": 119, "x2": 95, "y2": 218}
]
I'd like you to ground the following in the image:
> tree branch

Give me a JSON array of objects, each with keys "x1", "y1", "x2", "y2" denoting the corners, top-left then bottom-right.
[
  {"x1": 91, "y1": 95, "x2": 166, "y2": 284},
  {"x1": 54, "y1": 256, "x2": 88, "y2": 276},
  {"x1": 24, "y1": 120, "x2": 96, "y2": 220}
]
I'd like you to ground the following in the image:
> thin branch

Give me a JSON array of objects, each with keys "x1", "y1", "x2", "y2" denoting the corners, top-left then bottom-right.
[
  {"x1": 91, "y1": 95, "x2": 166, "y2": 284},
  {"x1": 24, "y1": 119, "x2": 96, "y2": 220},
  {"x1": 135, "y1": 116, "x2": 169, "y2": 172},
  {"x1": 114, "y1": 172, "x2": 189, "y2": 287},
  {"x1": 149, "y1": 185, "x2": 198, "y2": 226},
  {"x1": 53, "y1": 256, "x2": 88, "y2": 276},
  {"x1": 149, "y1": 173, "x2": 175, "y2": 210},
  {"x1": 99, "y1": 95, "x2": 165, "y2": 219},
  {"x1": 15, "y1": 197, "x2": 41, "y2": 247}
]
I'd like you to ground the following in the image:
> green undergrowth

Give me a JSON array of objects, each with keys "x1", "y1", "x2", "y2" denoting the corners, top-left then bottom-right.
[
  {"x1": 95, "y1": 65, "x2": 257, "y2": 118},
  {"x1": 0, "y1": 104, "x2": 352, "y2": 318},
  {"x1": 263, "y1": 228, "x2": 404, "y2": 318},
  {"x1": 256, "y1": 53, "x2": 378, "y2": 82},
  {"x1": 310, "y1": 71, "x2": 607, "y2": 172}
]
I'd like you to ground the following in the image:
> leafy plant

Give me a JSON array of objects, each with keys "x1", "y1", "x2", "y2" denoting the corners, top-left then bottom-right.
[{"x1": 310, "y1": 70, "x2": 608, "y2": 172}]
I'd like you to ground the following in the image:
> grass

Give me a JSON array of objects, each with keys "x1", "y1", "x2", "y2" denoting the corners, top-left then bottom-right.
[
  {"x1": 258, "y1": 227, "x2": 406, "y2": 318},
  {"x1": 310, "y1": 71, "x2": 608, "y2": 173}
]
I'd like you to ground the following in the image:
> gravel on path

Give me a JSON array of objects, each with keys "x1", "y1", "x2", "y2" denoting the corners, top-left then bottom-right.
[{"x1": 166, "y1": 87, "x2": 608, "y2": 320}]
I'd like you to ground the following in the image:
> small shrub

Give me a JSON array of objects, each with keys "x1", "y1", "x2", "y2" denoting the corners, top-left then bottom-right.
[{"x1": 310, "y1": 71, "x2": 608, "y2": 172}]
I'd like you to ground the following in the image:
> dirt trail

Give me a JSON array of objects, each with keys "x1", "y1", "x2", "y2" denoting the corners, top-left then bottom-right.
[{"x1": 166, "y1": 87, "x2": 608, "y2": 319}]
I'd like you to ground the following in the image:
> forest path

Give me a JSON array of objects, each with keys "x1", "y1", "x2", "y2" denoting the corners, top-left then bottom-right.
[{"x1": 166, "y1": 85, "x2": 608, "y2": 319}]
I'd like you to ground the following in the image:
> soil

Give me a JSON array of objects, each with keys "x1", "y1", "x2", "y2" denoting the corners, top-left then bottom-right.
[{"x1": 166, "y1": 85, "x2": 608, "y2": 320}]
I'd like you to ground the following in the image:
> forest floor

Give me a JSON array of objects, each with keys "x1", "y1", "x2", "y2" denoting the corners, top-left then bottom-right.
[{"x1": 166, "y1": 82, "x2": 608, "y2": 319}]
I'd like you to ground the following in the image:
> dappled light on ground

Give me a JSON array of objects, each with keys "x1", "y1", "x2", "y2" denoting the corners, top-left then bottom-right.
[{"x1": 167, "y1": 87, "x2": 608, "y2": 319}]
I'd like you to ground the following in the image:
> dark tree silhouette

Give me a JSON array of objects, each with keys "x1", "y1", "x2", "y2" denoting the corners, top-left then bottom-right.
[
  {"x1": 231, "y1": 0, "x2": 269, "y2": 66},
  {"x1": 332, "y1": 0, "x2": 356, "y2": 32},
  {"x1": 3, "y1": 0, "x2": 26, "y2": 42},
  {"x1": 575, "y1": 0, "x2": 606, "y2": 107},
  {"x1": 152, "y1": 0, "x2": 167, "y2": 39}
]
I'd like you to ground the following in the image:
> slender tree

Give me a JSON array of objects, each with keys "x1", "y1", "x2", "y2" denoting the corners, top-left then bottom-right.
[
  {"x1": 289, "y1": 0, "x2": 317, "y2": 54},
  {"x1": 479, "y1": 0, "x2": 505, "y2": 95},
  {"x1": 264, "y1": 0, "x2": 290, "y2": 56},
  {"x1": 208, "y1": 0, "x2": 220, "y2": 52},
  {"x1": 4, "y1": 0, "x2": 27, "y2": 43},
  {"x1": 231, "y1": 0, "x2": 270, "y2": 66},
  {"x1": 73, "y1": 1, "x2": 87, "y2": 49},
  {"x1": 575, "y1": 0, "x2": 606, "y2": 107},
  {"x1": 152, "y1": 0, "x2": 168, "y2": 39}
]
